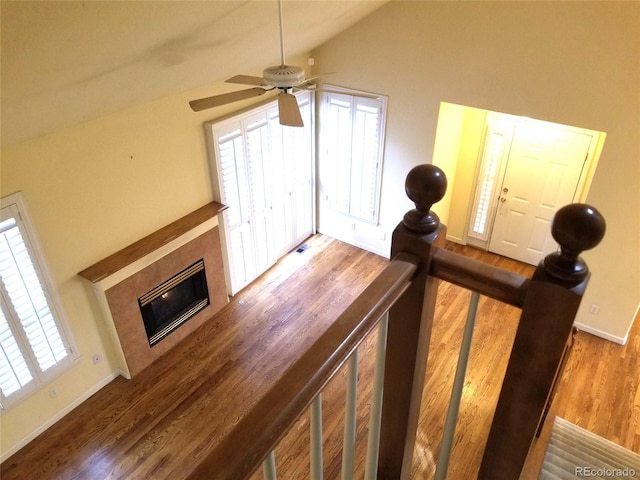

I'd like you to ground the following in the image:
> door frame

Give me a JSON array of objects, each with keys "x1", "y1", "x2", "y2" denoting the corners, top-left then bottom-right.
[{"x1": 465, "y1": 112, "x2": 604, "y2": 252}]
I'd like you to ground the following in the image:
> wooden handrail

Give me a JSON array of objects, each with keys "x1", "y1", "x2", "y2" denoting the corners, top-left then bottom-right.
[
  {"x1": 186, "y1": 253, "x2": 420, "y2": 480},
  {"x1": 430, "y1": 247, "x2": 528, "y2": 307}
]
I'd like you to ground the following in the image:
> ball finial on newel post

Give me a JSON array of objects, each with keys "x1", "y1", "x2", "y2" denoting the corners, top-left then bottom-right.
[
  {"x1": 543, "y1": 203, "x2": 606, "y2": 283},
  {"x1": 403, "y1": 164, "x2": 447, "y2": 233}
]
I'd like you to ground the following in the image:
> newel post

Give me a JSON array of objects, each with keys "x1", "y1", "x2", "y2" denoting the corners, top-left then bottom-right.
[
  {"x1": 479, "y1": 204, "x2": 606, "y2": 479},
  {"x1": 377, "y1": 164, "x2": 447, "y2": 479}
]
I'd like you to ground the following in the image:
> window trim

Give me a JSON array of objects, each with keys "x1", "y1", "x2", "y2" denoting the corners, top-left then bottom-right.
[{"x1": 0, "y1": 191, "x2": 78, "y2": 411}]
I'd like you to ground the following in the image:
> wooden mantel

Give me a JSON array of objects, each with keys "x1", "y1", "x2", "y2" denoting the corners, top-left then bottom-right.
[{"x1": 78, "y1": 201, "x2": 227, "y2": 283}]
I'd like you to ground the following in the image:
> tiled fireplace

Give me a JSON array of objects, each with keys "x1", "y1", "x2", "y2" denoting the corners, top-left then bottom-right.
[{"x1": 79, "y1": 202, "x2": 228, "y2": 378}]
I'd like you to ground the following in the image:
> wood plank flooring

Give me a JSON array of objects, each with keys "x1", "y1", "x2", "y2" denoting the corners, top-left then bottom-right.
[{"x1": 2, "y1": 235, "x2": 638, "y2": 479}]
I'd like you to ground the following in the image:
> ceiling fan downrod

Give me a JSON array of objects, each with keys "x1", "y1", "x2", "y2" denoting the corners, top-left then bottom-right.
[
  {"x1": 278, "y1": 0, "x2": 286, "y2": 66},
  {"x1": 262, "y1": 0, "x2": 304, "y2": 88}
]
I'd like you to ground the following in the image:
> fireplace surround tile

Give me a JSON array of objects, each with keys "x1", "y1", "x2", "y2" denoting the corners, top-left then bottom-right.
[{"x1": 104, "y1": 228, "x2": 227, "y2": 377}]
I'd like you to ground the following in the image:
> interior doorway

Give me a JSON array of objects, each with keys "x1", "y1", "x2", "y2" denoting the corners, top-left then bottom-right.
[{"x1": 432, "y1": 104, "x2": 605, "y2": 265}]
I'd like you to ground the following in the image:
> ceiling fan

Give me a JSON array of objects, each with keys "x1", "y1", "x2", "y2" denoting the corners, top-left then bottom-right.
[{"x1": 189, "y1": 0, "x2": 322, "y2": 127}]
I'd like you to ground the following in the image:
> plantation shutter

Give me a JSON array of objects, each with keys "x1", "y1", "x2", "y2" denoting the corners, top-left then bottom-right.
[
  {"x1": 323, "y1": 95, "x2": 353, "y2": 213},
  {"x1": 467, "y1": 119, "x2": 512, "y2": 243},
  {"x1": 268, "y1": 97, "x2": 314, "y2": 255},
  {"x1": 217, "y1": 126, "x2": 255, "y2": 290},
  {"x1": 351, "y1": 99, "x2": 383, "y2": 221},
  {"x1": 208, "y1": 91, "x2": 314, "y2": 295},
  {"x1": 289, "y1": 99, "x2": 314, "y2": 241},
  {"x1": 246, "y1": 114, "x2": 276, "y2": 274},
  {"x1": 0, "y1": 198, "x2": 75, "y2": 408},
  {"x1": 0, "y1": 303, "x2": 34, "y2": 397},
  {"x1": 320, "y1": 91, "x2": 385, "y2": 224}
]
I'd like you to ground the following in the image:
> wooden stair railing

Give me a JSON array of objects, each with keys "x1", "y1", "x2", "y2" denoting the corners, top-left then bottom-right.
[
  {"x1": 378, "y1": 164, "x2": 605, "y2": 479},
  {"x1": 187, "y1": 164, "x2": 605, "y2": 480},
  {"x1": 187, "y1": 253, "x2": 420, "y2": 479}
]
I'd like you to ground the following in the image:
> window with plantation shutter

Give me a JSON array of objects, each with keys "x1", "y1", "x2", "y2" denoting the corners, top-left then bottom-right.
[
  {"x1": 468, "y1": 130, "x2": 505, "y2": 240},
  {"x1": 466, "y1": 116, "x2": 514, "y2": 248},
  {"x1": 319, "y1": 89, "x2": 386, "y2": 225},
  {"x1": 207, "y1": 91, "x2": 314, "y2": 295},
  {"x1": 217, "y1": 127, "x2": 255, "y2": 289},
  {"x1": 0, "y1": 192, "x2": 77, "y2": 409}
]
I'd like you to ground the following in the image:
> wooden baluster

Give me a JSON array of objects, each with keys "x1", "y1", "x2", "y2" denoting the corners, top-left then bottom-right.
[
  {"x1": 479, "y1": 203, "x2": 606, "y2": 479},
  {"x1": 378, "y1": 164, "x2": 448, "y2": 479}
]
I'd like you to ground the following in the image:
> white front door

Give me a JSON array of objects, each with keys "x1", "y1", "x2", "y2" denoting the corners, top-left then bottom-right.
[{"x1": 488, "y1": 122, "x2": 592, "y2": 265}]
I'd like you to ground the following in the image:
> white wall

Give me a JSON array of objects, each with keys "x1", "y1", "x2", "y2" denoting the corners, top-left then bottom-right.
[{"x1": 311, "y1": 1, "x2": 640, "y2": 343}]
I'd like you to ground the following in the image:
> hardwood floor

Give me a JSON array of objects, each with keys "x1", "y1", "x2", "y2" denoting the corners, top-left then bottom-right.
[
  {"x1": 553, "y1": 305, "x2": 640, "y2": 452},
  {"x1": 2, "y1": 235, "x2": 638, "y2": 479}
]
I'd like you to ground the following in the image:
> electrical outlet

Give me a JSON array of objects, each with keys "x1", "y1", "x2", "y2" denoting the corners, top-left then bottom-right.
[
  {"x1": 589, "y1": 304, "x2": 600, "y2": 314},
  {"x1": 92, "y1": 354, "x2": 102, "y2": 365},
  {"x1": 49, "y1": 388, "x2": 58, "y2": 399}
]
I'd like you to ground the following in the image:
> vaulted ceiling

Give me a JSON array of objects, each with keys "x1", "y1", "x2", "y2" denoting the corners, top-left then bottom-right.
[{"x1": 1, "y1": 1, "x2": 388, "y2": 146}]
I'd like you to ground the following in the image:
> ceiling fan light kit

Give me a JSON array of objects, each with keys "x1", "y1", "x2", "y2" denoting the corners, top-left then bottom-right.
[{"x1": 262, "y1": 65, "x2": 306, "y2": 89}]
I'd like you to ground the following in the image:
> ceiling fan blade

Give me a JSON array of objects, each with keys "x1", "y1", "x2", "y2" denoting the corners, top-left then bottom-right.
[
  {"x1": 278, "y1": 92, "x2": 303, "y2": 127},
  {"x1": 189, "y1": 88, "x2": 266, "y2": 112},
  {"x1": 311, "y1": 87, "x2": 382, "y2": 100},
  {"x1": 293, "y1": 73, "x2": 337, "y2": 92},
  {"x1": 303, "y1": 72, "x2": 335, "y2": 84},
  {"x1": 226, "y1": 75, "x2": 266, "y2": 86}
]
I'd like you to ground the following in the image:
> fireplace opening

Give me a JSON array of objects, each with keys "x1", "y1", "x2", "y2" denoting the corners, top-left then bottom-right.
[{"x1": 138, "y1": 259, "x2": 209, "y2": 346}]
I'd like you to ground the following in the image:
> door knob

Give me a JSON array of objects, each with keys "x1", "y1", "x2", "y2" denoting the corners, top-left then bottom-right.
[{"x1": 500, "y1": 197, "x2": 507, "y2": 203}]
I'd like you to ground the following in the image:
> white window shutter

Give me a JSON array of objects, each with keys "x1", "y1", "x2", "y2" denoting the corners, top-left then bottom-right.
[
  {"x1": 351, "y1": 101, "x2": 382, "y2": 222},
  {"x1": 320, "y1": 89, "x2": 386, "y2": 225},
  {"x1": 468, "y1": 121, "x2": 511, "y2": 242},
  {"x1": 209, "y1": 92, "x2": 314, "y2": 295},
  {"x1": 324, "y1": 95, "x2": 353, "y2": 213},
  {"x1": 246, "y1": 115, "x2": 276, "y2": 273},
  {"x1": 0, "y1": 194, "x2": 77, "y2": 408},
  {"x1": 0, "y1": 305, "x2": 34, "y2": 397},
  {"x1": 0, "y1": 226, "x2": 67, "y2": 372},
  {"x1": 291, "y1": 100, "x2": 314, "y2": 240},
  {"x1": 217, "y1": 127, "x2": 256, "y2": 291}
]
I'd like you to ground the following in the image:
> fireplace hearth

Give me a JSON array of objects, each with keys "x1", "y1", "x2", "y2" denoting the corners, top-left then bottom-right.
[{"x1": 139, "y1": 259, "x2": 209, "y2": 346}]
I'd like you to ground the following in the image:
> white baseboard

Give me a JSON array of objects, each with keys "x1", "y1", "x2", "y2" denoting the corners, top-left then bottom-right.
[
  {"x1": 348, "y1": 238, "x2": 389, "y2": 259},
  {"x1": 316, "y1": 226, "x2": 390, "y2": 259},
  {"x1": 1, "y1": 369, "x2": 125, "y2": 463},
  {"x1": 445, "y1": 234, "x2": 465, "y2": 245},
  {"x1": 574, "y1": 322, "x2": 628, "y2": 345}
]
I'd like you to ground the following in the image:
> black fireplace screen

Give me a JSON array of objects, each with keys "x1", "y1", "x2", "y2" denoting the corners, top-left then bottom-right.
[{"x1": 138, "y1": 259, "x2": 209, "y2": 346}]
